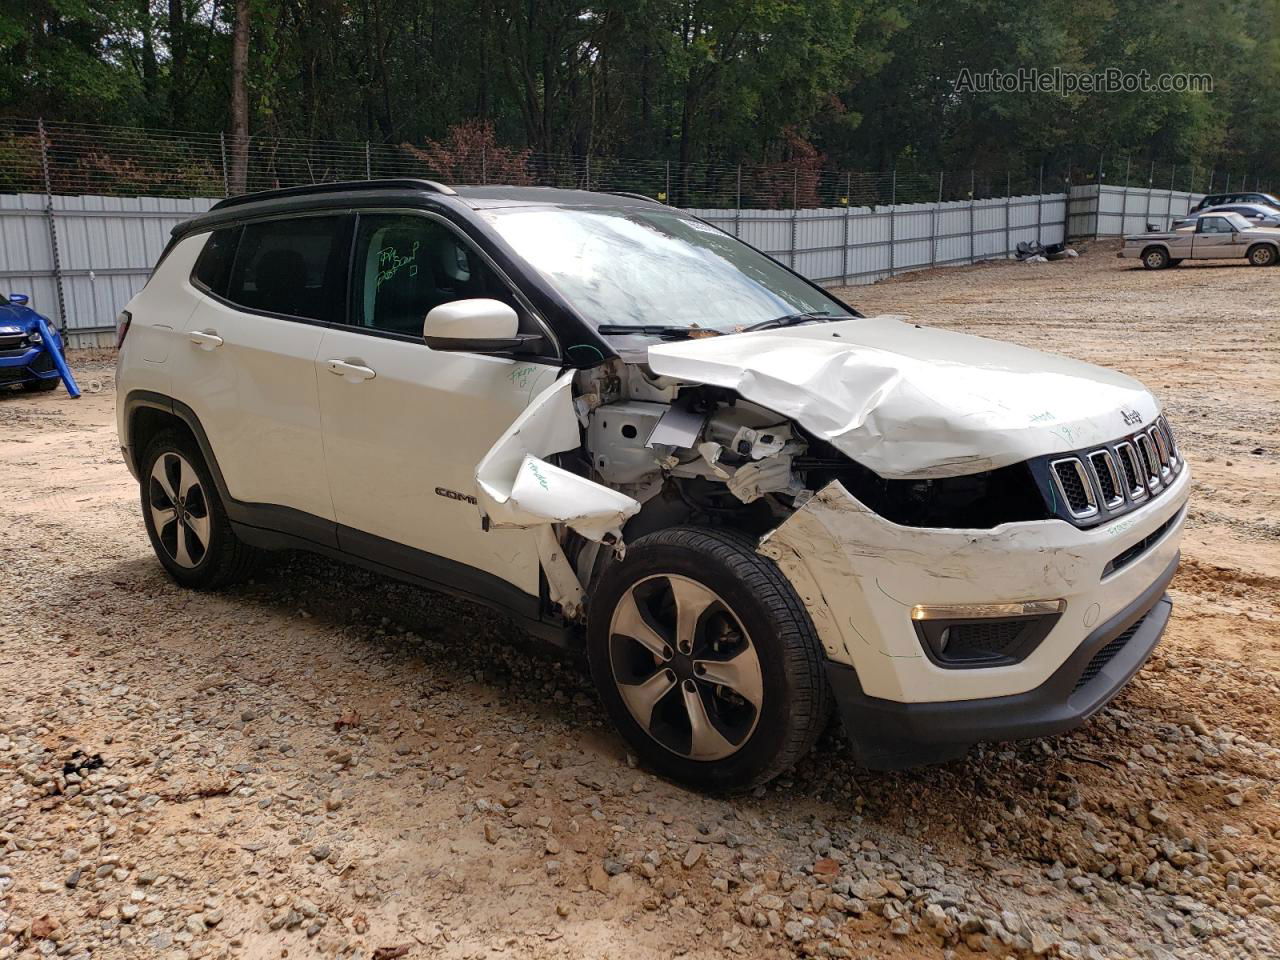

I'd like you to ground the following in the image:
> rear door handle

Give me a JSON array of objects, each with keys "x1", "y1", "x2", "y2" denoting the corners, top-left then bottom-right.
[
  {"x1": 324, "y1": 358, "x2": 376, "y2": 383},
  {"x1": 188, "y1": 330, "x2": 223, "y2": 350}
]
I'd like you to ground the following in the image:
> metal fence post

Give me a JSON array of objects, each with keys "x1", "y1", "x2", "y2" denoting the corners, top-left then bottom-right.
[
  {"x1": 968, "y1": 170, "x2": 975, "y2": 265},
  {"x1": 219, "y1": 132, "x2": 229, "y2": 197},
  {"x1": 931, "y1": 171, "x2": 942, "y2": 268},
  {"x1": 1152, "y1": 161, "x2": 1162, "y2": 231},
  {"x1": 37, "y1": 119, "x2": 68, "y2": 335},
  {"x1": 841, "y1": 171, "x2": 851, "y2": 285},
  {"x1": 790, "y1": 168, "x2": 799, "y2": 269},
  {"x1": 585, "y1": 153, "x2": 591, "y2": 191},
  {"x1": 735, "y1": 165, "x2": 742, "y2": 237},
  {"x1": 1036, "y1": 164, "x2": 1043, "y2": 245},
  {"x1": 1167, "y1": 164, "x2": 1176, "y2": 228},
  {"x1": 888, "y1": 169, "x2": 897, "y2": 277},
  {"x1": 1004, "y1": 170, "x2": 1011, "y2": 258},
  {"x1": 1119, "y1": 156, "x2": 1131, "y2": 234},
  {"x1": 664, "y1": 161, "x2": 670, "y2": 203},
  {"x1": 366, "y1": 141, "x2": 372, "y2": 180}
]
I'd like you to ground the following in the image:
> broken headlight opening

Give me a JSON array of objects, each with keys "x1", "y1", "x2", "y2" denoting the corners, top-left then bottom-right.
[
  {"x1": 911, "y1": 600, "x2": 1066, "y2": 668},
  {"x1": 794, "y1": 436, "x2": 1052, "y2": 529}
]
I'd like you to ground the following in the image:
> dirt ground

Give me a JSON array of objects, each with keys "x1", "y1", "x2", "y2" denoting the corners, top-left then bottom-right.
[{"x1": 1, "y1": 242, "x2": 1277, "y2": 960}]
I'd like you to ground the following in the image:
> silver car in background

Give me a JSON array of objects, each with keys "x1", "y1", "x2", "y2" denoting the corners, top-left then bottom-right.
[
  {"x1": 1119, "y1": 212, "x2": 1280, "y2": 269},
  {"x1": 1171, "y1": 203, "x2": 1280, "y2": 230}
]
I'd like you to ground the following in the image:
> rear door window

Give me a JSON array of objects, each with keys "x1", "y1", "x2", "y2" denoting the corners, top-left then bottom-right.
[{"x1": 225, "y1": 216, "x2": 349, "y2": 324}]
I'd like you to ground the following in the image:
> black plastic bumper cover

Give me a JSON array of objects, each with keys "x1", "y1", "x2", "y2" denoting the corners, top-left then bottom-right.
[{"x1": 827, "y1": 553, "x2": 1178, "y2": 770}]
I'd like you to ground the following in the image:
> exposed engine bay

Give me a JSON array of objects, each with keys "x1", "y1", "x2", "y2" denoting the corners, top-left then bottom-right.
[{"x1": 475, "y1": 358, "x2": 1070, "y2": 622}]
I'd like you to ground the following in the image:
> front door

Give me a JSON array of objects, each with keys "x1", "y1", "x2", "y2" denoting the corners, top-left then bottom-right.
[
  {"x1": 1192, "y1": 216, "x2": 1242, "y2": 259},
  {"x1": 315, "y1": 211, "x2": 561, "y2": 597}
]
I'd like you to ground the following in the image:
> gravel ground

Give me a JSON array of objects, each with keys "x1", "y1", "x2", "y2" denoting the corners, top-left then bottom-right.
[{"x1": 1, "y1": 243, "x2": 1277, "y2": 960}]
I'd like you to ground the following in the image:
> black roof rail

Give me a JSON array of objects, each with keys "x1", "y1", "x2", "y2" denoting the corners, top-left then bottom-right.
[
  {"x1": 609, "y1": 191, "x2": 663, "y2": 205},
  {"x1": 209, "y1": 178, "x2": 457, "y2": 211}
]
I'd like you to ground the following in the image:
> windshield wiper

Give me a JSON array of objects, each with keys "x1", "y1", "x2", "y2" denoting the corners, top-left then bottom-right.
[
  {"x1": 740, "y1": 312, "x2": 834, "y2": 332},
  {"x1": 597, "y1": 324, "x2": 722, "y2": 340}
]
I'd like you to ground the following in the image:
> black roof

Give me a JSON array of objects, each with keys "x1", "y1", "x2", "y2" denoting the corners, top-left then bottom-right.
[{"x1": 178, "y1": 179, "x2": 664, "y2": 239}]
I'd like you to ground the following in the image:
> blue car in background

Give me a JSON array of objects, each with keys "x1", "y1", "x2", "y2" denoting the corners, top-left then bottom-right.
[{"x1": 0, "y1": 294, "x2": 66, "y2": 393}]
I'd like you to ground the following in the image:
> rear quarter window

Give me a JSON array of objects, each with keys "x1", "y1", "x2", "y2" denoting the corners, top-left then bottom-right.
[{"x1": 190, "y1": 227, "x2": 240, "y2": 296}]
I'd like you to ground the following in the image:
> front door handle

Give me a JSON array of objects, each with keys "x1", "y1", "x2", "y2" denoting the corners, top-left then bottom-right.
[
  {"x1": 324, "y1": 358, "x2": 376, "y2": 383},
  {"x1": 188, "y1": 330, "x2": 223, "y2": 350}
]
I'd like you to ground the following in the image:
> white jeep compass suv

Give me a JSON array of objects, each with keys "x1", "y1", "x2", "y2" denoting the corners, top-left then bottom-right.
[{"x1": 115, "y1": 180, "x2": 1189, "y2": 790}]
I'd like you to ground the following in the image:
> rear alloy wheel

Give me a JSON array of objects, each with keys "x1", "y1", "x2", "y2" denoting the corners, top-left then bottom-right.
[
  {"x1": 1248, "y1": 244, "x2": 1276, "y2": 267},
  {"x1": 148, "y1": 452, "x2": 213, "y2": 570},
  {"x1": 1141, "y1": 247, "x2": 1169, "y2": 270},
  {"x1": 588, "y1": 527, "x2": 830, "y2": 791},
  {"x1": 140, "y1": 430, "x2": 261, "y2": 589}
]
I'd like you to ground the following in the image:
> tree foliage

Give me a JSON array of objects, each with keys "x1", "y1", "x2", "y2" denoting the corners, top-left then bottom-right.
[{"x1": 1, "y1": 0, "x2": 1276, "y2": 177}]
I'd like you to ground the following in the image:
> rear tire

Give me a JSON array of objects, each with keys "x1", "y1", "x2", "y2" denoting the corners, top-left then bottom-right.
[
  {"x1": 139, "y1": 429, "x2": 262, "y2": 589},
  {"x1": 1247, "y1": 244, "x2": 1276, "y2": 267},
  {"x1": 1141, "y1": 247, "x2": 1169, "y2": 269},
  {"x1": 587, "y1": 526, "x2": 830, "y2": 792},
  {"x1": 21, "y1": 377, "x2": 59, "y2": 392}
]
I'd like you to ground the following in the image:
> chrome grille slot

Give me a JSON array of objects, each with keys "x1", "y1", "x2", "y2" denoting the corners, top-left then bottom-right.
[
  {"x1": 1115, "y1": 442, "x2": 1147, "y2": 500},
  {"x1": 1051, "y1": 458, "x2": 1098, "y2": 518},
  {"x1": 1136, "y1": 433, "x2": 1161, "y2": 489},
  {"x1": 1157, "y1": 416, "x2": 1179, "y2": 464},
  {"x1": 1088, "y1": 450, "x2": 1123, "y2": 508},
  {"x1": 1149, "y1": 426, "x2": 1172, "y2": 478}
]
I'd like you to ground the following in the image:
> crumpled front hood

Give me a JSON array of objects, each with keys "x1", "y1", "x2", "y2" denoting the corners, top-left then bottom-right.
[{"x1": 645, "y1": 315, "x2": 1160, "y2": 479}]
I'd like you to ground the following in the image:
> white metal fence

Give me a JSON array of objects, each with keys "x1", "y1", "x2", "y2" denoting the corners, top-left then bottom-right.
[
  {"x1": 1067, "y1": 184, "x2": 1207, "y2": 237},
  {"x1": 2, "y1": 190, "x2": 1068, "y2": 347},
  {"x1": 0, "y1": 193, "x2": 216, "y2": 346},
  {"x1": 692, "y1": 193, "x2": 1066, "y2": 285}
]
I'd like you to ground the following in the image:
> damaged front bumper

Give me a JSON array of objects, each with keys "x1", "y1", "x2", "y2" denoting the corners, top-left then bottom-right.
[{"x1": 759, "y1": 465, "x2": 1189, "y2": 768}]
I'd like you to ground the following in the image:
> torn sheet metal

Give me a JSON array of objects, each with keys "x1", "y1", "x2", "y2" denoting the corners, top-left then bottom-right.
[
  {"x1": 758, "y1": 471, "x2": 1189, "y2": 703},
  {"x1": 647, "y1": 315, "x2": 1160, "y2": 479},
  {"x1": 475, "y1": 372, "x2": 640, "y2": 543}
]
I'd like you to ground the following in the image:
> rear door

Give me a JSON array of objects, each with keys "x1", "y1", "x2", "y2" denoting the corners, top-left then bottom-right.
[
  {"x1": 314, "y1": 210, "x2": 561, "y2": 597},
  {"x1": 179, "y1": 214, "x2": 350, "y2": 534}
]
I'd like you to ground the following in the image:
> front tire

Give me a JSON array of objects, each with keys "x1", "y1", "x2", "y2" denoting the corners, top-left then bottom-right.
[
  {"x1": 1247, "y1": 244, "x2": 1276, "y2": 267},
  {"x1": 1141, "y1": 247, "x2": 1169, "y2": 269},
  {"x1": 139, "y1": 430, "x2": 261, "y2": 589},
  {"x1": 587, "y1": 527, "x2": 830, "y2": 791}
]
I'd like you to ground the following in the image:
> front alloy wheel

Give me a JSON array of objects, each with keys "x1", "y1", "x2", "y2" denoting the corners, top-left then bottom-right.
[
  {"x1": 588, "y1": 526, "x2": 830, "y2": 791},
  {"x1": 1248, "y1": 244, "x2": 1276, "y2": 267},
  {"x1": 609, "y1": 574, "x2": 764, "y2": 761}
]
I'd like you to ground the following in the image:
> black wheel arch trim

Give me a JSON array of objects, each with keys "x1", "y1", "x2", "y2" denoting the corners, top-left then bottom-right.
[{"x1": 122, "y1": 389, "x2": 564, "y2": 645}]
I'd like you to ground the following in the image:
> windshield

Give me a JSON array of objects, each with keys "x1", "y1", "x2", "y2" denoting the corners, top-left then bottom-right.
[{"x1": 480, "y1": 205, "x2": 854, "y2": 331}]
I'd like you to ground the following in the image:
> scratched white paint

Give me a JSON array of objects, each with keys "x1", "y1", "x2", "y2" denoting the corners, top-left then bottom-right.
[
  {"x1": 758, "y1": 471, "x2": 1190, "y2": 703},
  {"x1": 475, "y1": 373, "x2": 640, "y2": 542}
]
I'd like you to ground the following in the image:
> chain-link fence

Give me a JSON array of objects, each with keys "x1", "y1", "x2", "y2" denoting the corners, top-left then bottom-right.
[
  {"x1": 0, "y1": 117, "x2": 1081, "y2": 208},
  {"x1": 0, "y1": 117, "x2": 1266, "y2": 208}
]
